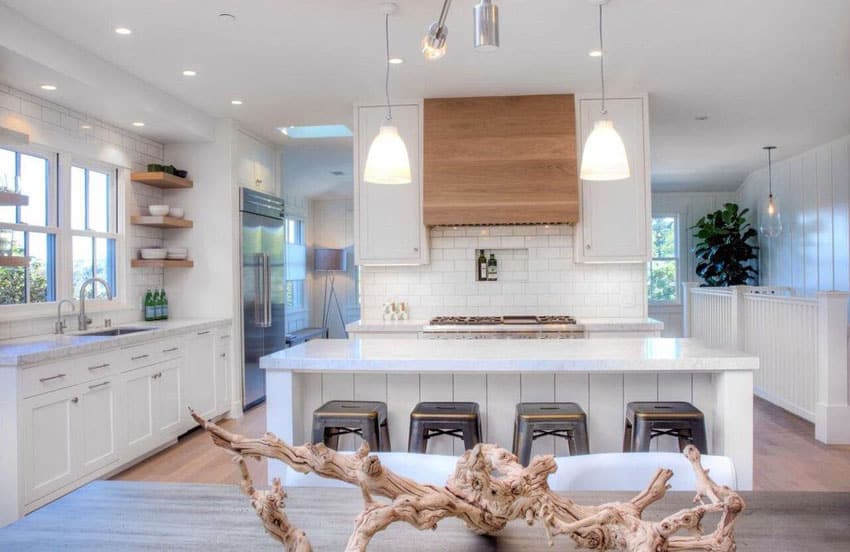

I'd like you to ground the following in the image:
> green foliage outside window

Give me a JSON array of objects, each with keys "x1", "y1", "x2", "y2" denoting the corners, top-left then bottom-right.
[
  {"x1": 648, "y1": 216, "x2": 678, "y2": 302},
  {"x1": 0, "y1": 243, "x2": 48, "y2": 304}
]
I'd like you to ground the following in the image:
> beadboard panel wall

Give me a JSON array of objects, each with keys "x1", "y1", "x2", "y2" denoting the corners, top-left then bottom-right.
[
  {"x1": 0, "y1": 83, "x2": 165, "y2": 338},
  {"x1": 359, "y1": 225, "x2": 646, "y2": 321},
  {"x1": 737, "y1": 134, "x2": 850, "y2": 298}
]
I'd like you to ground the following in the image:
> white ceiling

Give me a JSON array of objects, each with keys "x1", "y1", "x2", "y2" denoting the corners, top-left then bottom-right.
[{"x1": 1, "y1": 0, "x2": 849, "y2": 192}]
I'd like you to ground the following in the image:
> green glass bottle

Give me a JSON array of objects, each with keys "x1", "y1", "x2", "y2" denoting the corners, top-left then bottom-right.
[
  {"x1": 152, "y1": 289, "x2": 161, "y2": 320},
  {"x1": 143, "y1": 289, "x2": 154, "y2": 322},
  {"x1": 161, "y1": 288, "x2": 169, "y2": 320}
]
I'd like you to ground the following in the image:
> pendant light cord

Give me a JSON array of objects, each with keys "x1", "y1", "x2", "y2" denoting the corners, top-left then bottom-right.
[
  {"x1": 767, "y1": 148, "x2": 773, "y2": 196},
  {"x1": 598, "y1": 4, "x2": 607, "y2": 115},
  {"x1": 384, "y1": 13, "x2": 392, "y2": 122}
]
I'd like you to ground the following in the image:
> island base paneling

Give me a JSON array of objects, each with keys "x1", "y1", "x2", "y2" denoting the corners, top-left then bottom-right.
[{"x1": 270, "y1": 370, "x2": 751, "y2": 488}]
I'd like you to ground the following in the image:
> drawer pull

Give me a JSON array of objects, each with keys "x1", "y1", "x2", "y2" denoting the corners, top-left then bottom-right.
[
  {"x1": 220, "y1": 335, "x2": 230, "y2": 340},
  {"x1": 162, "y1": 347, "x2": 179, "y2": 353},
  {"x1": 71, "y1": 397, "x2": 79, "y2": 404},
  {"x1": 131, "y1": 354, "x2": 150, "y2": 361},
  {"x1": 152, "y1": 372, "x2": 163, "y2": 379},
  {"x1": 219, "y1": 353, "x2": 227, "y2": 358},
  {"x1": 88, "y1": 381, "x2": 111, "y2": 390},
  {"x1": 39, "y1": 373, "x2": 67, "y2": 383},
  {"x1": 196, "y1": 330, "x2": 211, "y2": 336},
  {"x1": 88, "y1": 363, "x2": 111, "y2": 370}
]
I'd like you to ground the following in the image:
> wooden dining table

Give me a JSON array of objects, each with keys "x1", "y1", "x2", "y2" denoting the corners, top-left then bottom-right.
[{"x1": 0, "y1": 481, "x2": 848, "y2": 550}]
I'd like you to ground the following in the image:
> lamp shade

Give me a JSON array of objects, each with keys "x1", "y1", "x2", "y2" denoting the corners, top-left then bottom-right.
[
  {"x1": 314, "y1": 248, "x2": 347, "y2": 272},
  {"x1": 579, "y1": 119, "x2": 630, "y2": 181},
  {"x1": 473, "y1": 0, "x2": 499, "y2": 51},
  {"x1": 364, "y1": 124, "x2": 412, "y2": 184}
]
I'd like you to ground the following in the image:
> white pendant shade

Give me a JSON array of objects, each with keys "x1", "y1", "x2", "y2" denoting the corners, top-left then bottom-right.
[
  {"x1": 580, "y1": 119, "x2": 630, "y2": 181},
  {"x1": 364, "y1": 124, "x2": 412, "y2": 185}
]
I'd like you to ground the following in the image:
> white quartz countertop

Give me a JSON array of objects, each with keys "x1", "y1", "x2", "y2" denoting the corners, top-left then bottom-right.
[
  {"x1": 0, "y1": 318, "x2": 231, "y2": 367},
  {"x1": 346, "y1": 317, "x2": 664, "y2": 333},
  {"x1": 260, "y1": 337, "x2": 756, "y2": 374}
]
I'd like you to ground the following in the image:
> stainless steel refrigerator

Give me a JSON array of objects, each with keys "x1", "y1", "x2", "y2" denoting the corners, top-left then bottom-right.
[{"x1": 239, "y1": 188, "x2": 286, "y2": 409}]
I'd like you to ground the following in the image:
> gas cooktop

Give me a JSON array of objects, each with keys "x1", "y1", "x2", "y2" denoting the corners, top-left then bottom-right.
[{"x1": 428, "y1": 315, "x2": 577, "y2": 326}]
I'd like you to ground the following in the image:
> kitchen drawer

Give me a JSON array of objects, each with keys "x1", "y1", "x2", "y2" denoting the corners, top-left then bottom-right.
[
  {"x1": 124, "y1": 340, "x2": 183, "y2": 370},
  {"x1": 75, "y1": 350, "x2": 122, "y2": 383},
  {"x1": 20, "y1": 360, "x2": 78, "y2": 398}
]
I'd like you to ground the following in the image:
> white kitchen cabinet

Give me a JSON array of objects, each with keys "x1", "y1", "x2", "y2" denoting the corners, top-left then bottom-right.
[
  {"x1": 574, "y1": 95, "x2": 651, "y2": 263},
  {"x1": 354, "y1": 102, "x2": 429, "y2": 265},
  {"x1": 153, "y1": 359, "x2": 183, "y2": 439},
  {"x1": 122, "y1": 364, "x2": 157, "y2": 459},
  {"x1": 78, "y1": 376, "x2": 120, "y2": 475},
  {"x1": 236, "y1": 129, "x2": 276, "y2": 194},
  {"x1": 215, "y1": 334, "x2": 231, "y2": 413},
  {"x1": 183, "y1": 330, "x2": 217, "y2": 420}
]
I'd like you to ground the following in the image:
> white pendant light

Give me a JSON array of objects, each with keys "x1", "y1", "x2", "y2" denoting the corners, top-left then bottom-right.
[
  {"x1": 364, "y1": 4, "x2": 411, "y2": 185},
  {"x1": 579, "y1": 0, "x2": 630, "y2": 182},
  {"x1": 759, "y1": 146, "x2": 783, "y2": 238}
]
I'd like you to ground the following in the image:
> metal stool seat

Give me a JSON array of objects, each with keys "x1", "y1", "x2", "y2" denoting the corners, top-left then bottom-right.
[
  {"x1": 312, "y1": 400, "x2": 391, "y2": 452},
  {"x1": 512, "y1": 402, "x2": 589, "y2": 466},
  {"x1": 408, "y1": 402, "x2": 482, "y2": 453},
  {"x1": 623, "y1": 401, "x2": 708, "y2": 453}
]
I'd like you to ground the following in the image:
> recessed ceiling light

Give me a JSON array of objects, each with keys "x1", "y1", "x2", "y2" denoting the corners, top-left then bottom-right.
[
  {"x1": 182, "y1": 70, "x2": 197, "y2": 77},
  {"x1": 695, "y1": 115, "x2": 709, "y2": 121},
  {"x1": 80, "y1": 124, "x2": 92, "y2": 130},
  {"x1": 278, "y1": 125, "x2": 353, "y2": 139},
  {"x1": 231, "y1": 99, "x2": 243, "y2": 105},
  {"x1": 114, "y1": 27, "x2": 132, "y2": 35},
  {"x1": 40, "y1": 84, "x2": 57, "y2": 91},
  {"x1": 132, "y1": 122, "x2": 145, "y2": 127},
  {"x1": 388, "y1": 57, "x2": 404, "y2": 64},
  {"x1": 588, "y1": 48, "x2": 603, "y2": 57},
  {"x1": 218, "y1": 13, "x2": 237, "y2": 23}
]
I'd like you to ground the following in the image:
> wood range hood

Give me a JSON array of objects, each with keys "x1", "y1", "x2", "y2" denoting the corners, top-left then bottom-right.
[{"x1": 423, "y1": 94, "x2": 578, "y2": 226}]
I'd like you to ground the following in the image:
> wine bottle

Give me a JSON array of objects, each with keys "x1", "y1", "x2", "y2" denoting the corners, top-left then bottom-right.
[
  {"x1": 487, "y1": 253, "x2": 498, "y2": 281},
  {"x1": 144, "y1": 289, "x2": 154, "y2": 322},
  {"x1": 477, "y1": 250, "x2": 487, "y2": 281},
  {"x1": 161, "y1": 289, "x2": 169, "y2": 320}
]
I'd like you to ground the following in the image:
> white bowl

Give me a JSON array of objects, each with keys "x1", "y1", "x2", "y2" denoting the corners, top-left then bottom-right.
[
  {"x1": 167, "y1": 207, "x2": 185, "y2": 219},
  {"x1": 166, "y1": 247, "x2": 188, "y2": 260},
  {"x1": 148, "y1": 205, "x2": 169, "y2": 216},
  {"x1": 140, "y1": 248, "x2": 168, "y2": 260}
]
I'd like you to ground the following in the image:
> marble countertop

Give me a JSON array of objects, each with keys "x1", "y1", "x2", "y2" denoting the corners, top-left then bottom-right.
[
  {"x1": 0, "y1": 318, "x2": 232, "y2": 367},
  {"x1": 346, "y1": 317, "x2": 664, "y2": 333},
  {"x1": 261, "y1": 337, "x2": 756, "y2": 374}
]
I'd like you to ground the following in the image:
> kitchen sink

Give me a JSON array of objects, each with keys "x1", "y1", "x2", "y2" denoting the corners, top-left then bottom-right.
[{"x1": 81, "y1": 327, "x2": 156, "y2": 337}]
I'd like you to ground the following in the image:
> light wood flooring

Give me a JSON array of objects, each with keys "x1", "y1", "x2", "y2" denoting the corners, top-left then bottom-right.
[{"x1": 113, "y1": 397, "x2": 850, "y2": 492}]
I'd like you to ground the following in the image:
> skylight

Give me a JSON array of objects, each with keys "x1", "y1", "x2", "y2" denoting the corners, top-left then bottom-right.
[{"x1": 278, "y1": 125, "x2": 353, "y2": 139}]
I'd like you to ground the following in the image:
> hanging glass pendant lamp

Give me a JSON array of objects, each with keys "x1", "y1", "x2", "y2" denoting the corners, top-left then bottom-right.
[
  {"x1": 579, "y1": 0, "x2": 630, "y2": 181},
  {"x1": 364, "y1": 4, "x2": 412, "y2": 185},
  {"x1": 759, "y1": 146, "x2": 782, "y2": 238}
]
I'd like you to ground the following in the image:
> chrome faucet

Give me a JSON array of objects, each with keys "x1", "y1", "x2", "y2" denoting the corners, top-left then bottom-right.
[
  {"x1": 78, "y1": 277, "x2": 113, "y2": 331},
  {"x1": 55, "y1": 299, "x2": 75, "y2": 334}
]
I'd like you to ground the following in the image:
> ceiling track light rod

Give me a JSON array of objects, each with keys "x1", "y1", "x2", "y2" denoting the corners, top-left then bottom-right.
[
  {"x1": 436, "y1": 0, "x2": 453, "y2": 32},
  {"x1": 597, "y1": 3, "x2": 607, "y2": 114}
]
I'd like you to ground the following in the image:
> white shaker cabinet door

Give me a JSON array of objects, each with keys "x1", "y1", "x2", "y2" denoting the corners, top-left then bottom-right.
[
  {"x1": 22, "y1": 387, "x2": 79, "y2": 504},
  {"x1": 183, "y1": 330, "x2": 217, "y2": 420},
  {"x1": 215, "y1": 335, "x2": 231, "y2": 413},
  {"x1": 153, "y1": 359, "x2": 184, "y2": 440},
  {"x1": 575, "y1": 96, "x2": 650, "y2": 263},
  {"x1": 122, "y1": 365, "x2": 157, "y2": 459},
  {"x1": 355, "y1": 103, "x2": 428, "y2": 265},
  {"x1": 77, "y1": 376, "x2": 120, "y2": 475}
]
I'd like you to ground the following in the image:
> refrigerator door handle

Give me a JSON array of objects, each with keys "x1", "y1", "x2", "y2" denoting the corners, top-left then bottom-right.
[
  {"x1": 254, "y1": 253, "x2": 267, "y2": 327},
  {"x1": 263, "y1": 253, "x2": 272, "y2": 327}
]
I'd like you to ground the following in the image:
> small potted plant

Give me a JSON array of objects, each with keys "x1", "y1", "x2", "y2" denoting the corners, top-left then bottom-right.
[{"x1": 691, "y1": 203, "x2": 758, "y2": 286}]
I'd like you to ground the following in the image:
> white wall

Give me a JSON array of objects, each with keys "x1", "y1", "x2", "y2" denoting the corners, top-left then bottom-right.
[
  {"x1": 360, "y1": 225, "x2": 646, "y2": 322},
  {"x1": 649, "y1": 191, "x2": 737, "y2": 336},
  {"x1": 0, "y1": 82, "x2": 165, "y2": 338},
  {"x1": 738, "y1": 134, "x2": 850, "y2": 297}
]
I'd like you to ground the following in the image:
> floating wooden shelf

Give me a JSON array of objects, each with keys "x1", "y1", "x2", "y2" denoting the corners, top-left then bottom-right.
[
  {"x1": 130, "y1": 172, "x2": 193, "y2": 189},
  {"x1": 130, "y1": 215, "x2": 193, "y2": 229},
  {"x1": 0, "y1": 191, "x2": 29, "y2": 206},
  {"x1": 0, "y1": 256, "x2": 29, "y2": 267},
  {"x1": 131, "y1": 259, "x2": 194, "y2": 268}
]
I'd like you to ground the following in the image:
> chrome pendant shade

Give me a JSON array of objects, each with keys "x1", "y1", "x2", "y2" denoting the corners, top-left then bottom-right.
[
  {"x1": 364, "y1": 4, "x2": 412, "y2": 185},
  {"x1": 579, "y1": 0, "x2": 630, "y2": 182},
  {"x1": 759, "y1": 146, "x2": 782, "y2": 238},
  {"x1": 422, "y1": 0, "x2": 451, "y2": 60},
  {"x1": 473, "y1": 0, "x2": 500, "y2": 51}
]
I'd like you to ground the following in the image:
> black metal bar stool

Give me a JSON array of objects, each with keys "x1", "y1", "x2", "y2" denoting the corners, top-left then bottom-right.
[
  {"x1": 408, "y1": 402, "x2": 482, "y2": 453},
  {"x1": 623, "y1": 401, "x2": 708, "y2": 453},
  {"x1": 512, "y1": 402, "x2": 589, "y2": 466},
  {"x1": 311, "y1": 400, "x2": 391, "y2": 451}
]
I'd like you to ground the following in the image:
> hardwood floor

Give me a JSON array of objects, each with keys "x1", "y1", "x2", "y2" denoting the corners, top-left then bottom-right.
[{"x1": 113, "y1": 398, "x2": 850, "y2": 491}]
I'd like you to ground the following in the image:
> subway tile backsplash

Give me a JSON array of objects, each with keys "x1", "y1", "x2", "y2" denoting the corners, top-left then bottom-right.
[{"x1": 360, "y1": 225, "x2": 646, "y2": 321}]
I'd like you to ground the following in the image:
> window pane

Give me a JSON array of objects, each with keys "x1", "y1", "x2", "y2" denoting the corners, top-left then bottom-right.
[
  {"x1": 651, "y1": 217, "x2": 676, "y2": 258},
  {"x1": 19, "y1": 153, "x2": 48, "y2": 226},
  {"x1": 0, "y1": 230, "x2": 25, "y2": 305},
  {"x1": 73, "y1": 235, "x2": 93, "y2": 297},
  {"x1": 93, "y1": 237, "x2": 116, "y2": 298},
  {"x1": 71, "y1": 166, "x2": 86, "y2": 230},
  {"x1": 0, "y1": 149, "x2": 15, "y2": 223},
  {"x1": 649, "y1": 260, "x2": 678, "y2": 302},
  {"x1": 88, "y1": 170, "x2": 109, "y2": 232},
  {"x1": 27, "y1": 232, "x2": 55, "y2": 303}
]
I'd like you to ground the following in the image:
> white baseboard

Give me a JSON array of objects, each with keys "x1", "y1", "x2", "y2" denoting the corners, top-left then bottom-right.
[{"x1": 753, "y1": 387, "x2": 815, "y2": 423}]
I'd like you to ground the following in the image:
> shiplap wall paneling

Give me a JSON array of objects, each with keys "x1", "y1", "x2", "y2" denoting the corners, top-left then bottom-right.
[
  {"x1": 554, "y1": 374, "x2": 590, "y2": 456},
  {"x1": 386, "y1": 374, "x2": 420, "y2": 454},
  {"x1": 418, "y1": 374, "x2": 455, "y2": 455},
  {"x1": 453, "y1": 374, "x2": 488, "y2": 454},
  {"x1": 487, "y1": 374, "x2": 521, "y2": 452},
  {"x1": 519, "y1": 374, "x2": 557, "y2": 457},
  {"x1": 295, "y1": 374, "x2": 322, "y2": 446}
]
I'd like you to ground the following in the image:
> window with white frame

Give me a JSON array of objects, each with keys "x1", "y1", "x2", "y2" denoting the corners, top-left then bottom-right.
[
  {"x1": 284, "y1": 218, "x2": 306, "y2": 310},
  {"x1": 648, "y1": 215, "x2": 679, "y2": 303},
  {"x1": 0, "y1": 145, "x2": 120, "y2": 308}
]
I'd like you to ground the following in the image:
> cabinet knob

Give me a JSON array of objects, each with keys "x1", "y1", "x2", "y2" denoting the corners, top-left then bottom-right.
[
  {"x1": 586, "y1": 244, "x2": 591, "y2": 250},
  {"x1": 413, "y1": 247, "x2": 419, "y2": 252},
  {"x1": 71, "y1": 397, "x2": 79, "y2": 404}
]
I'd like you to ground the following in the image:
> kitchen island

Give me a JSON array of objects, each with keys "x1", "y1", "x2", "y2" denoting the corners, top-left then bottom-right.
[{"x1": 261, "y1": 337, "x2": 757, "y2": 489}]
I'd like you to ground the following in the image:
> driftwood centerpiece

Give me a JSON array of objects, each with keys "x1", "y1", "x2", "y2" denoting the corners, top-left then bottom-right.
[{"x1": 191, "y1": 410, "x2": 743, "y2": 552}]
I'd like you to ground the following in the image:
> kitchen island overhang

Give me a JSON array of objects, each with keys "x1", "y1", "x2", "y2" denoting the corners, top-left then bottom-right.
[{"x1": 261, "y1": 337, "x2": 757, "y2": 489}]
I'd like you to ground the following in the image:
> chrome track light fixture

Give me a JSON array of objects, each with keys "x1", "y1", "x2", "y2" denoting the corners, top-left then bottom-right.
[{"x1": 422, "y1": 0, "x2": 501, "y2": 60}]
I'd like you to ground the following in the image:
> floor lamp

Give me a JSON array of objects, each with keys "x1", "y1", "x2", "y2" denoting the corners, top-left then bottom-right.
[{"x1": 315, "y1": 248, "x2": 348, "y2": 338}]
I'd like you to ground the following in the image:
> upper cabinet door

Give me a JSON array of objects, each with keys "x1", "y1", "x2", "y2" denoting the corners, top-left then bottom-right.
[
  {"x1": 575, "y1": 96, "x2": 651, "y2": 263},
  {"x1": 236, "y1": 130, "x2": 276, "y2": 194},
  {"x1": 355, "y1": 103, "x2": 429, "y2": 265}
]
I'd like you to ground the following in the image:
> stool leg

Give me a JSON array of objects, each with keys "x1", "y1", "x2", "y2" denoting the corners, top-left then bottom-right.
[
  {"x1": 690, "y1": 421, "x2": 708, "y2": 454},
  {"x1": 572, "y1": 421, "x2": 590, "y2": 455},
  {"x1": 379, "y1": 421, "x2": 392, "y2": 452},
  {"x1": 462, "y1": 419, "x2": 481, "y2": 451},
  {"x1": 632, "y1": 420, "x2": 653, "y2": 452},
  {"x1": 324, "y1": 426, "x2": 340, "y2": 450},
  {"x1": 511, "y1": 419, "x2": 519, "y2": 457},
  {"x1": 408, "y1": 420, "x2": 428, "y2": 453},
  {"x1": 677, "y1": 429, "x2": 691, "y2": 453},
  {"x1": 623, "y1": 419, "x2": 633, "y2": 452},
  {"x1": 311, "y1": 418, "x2": 325, "y2": 446},
  {"x1": 361, "y1": 420, "x2": 380, "y2": 452},
  {"x1": 517, "y1": 420, "x2": 534, "y2": 466}
]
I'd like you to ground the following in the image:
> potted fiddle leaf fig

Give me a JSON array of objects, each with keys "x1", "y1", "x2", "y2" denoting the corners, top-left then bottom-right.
[{"x1": 691, "y1": 203, "x2": 758, "y2": 286}]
